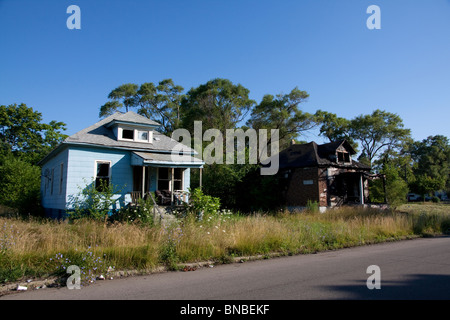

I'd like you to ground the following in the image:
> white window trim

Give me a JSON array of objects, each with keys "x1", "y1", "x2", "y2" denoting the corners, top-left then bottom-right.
[
  {"x1": 156, "y1": 168, "x2": 184, "y2": 191},
  {"x1": 117, "y1": 126, "x2": 153, "y2": 143},
  {"x1": 174, "y1": 168, "x2": 184, "y2": 191}
]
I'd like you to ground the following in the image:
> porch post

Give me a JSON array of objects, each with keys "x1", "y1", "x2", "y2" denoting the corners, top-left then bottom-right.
[
  {"x1": 171, "y1": 167, "x2": 174, "y2": 204},
  {"x1": 199, "y1": 167, "x2": 203, "y2": 189},
  {"x1": 359, "y1": 174, "x2": 365, "y2": 205}
]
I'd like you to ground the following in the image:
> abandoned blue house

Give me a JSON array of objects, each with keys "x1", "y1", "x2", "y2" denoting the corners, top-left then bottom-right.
[{"x1": 38, "y1": 111, "x2": 204, "y2": 218}]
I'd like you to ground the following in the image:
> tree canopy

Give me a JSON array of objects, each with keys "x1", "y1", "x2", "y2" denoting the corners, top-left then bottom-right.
[
  {"x1": 314, "y1": 110, "x2": 357, "y2": 150},
  {"x1": 408, "y1": 135, "x2": 450, "y2": 197},
  {"x1": 247, "y1": 87, "x2": 315, "y2": 150},
  {"x1": 181, "y1": 78, "x2": 255, "y2": 134},
  {"x1": 0, "y1": 103, "x2": 67, "y2": 164},
  {"x1": 100, "y1": 80, "x2": 185, "y2": 135},
  {"x1": 349, "y1": 109, "x2": 411, "y2": 166},
  {"x1": 0, "y1": 103, "x2": 67, "y2": 215}
]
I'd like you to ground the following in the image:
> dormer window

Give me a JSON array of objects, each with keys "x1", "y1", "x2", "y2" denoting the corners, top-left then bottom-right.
[
  {"x1": 122, "y1": 129, "x2": 134, "y2": 140},
  {"x1": 117, "y1": 127, "x2": 152, "y2": 143},
  {"x1": 137, "y1": 130, "x2": 148, "y2": 141},
  {"x1": 337, "y1": 151, "x2": 351, "y2": 163},
  {"x1": 105, "y1": 116, "x2": 159, "y2": 144}
]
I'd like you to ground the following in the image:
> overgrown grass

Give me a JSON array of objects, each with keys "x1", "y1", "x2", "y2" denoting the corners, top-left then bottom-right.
[{"x1": 0, "y1": 204, "x2": 449, "y2": 284}]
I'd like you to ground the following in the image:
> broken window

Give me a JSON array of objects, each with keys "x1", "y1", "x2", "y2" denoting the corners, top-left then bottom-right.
[
  {"x1": 157, "y1": 168, "x2": 183, "y2": 190},
  {"x1": 95, "y1": 161, "x2": 111, "y2": 191},
  {"x1": 122, "y1": 129, "x2": 134, "y2": 140},
  {"x1": 337, "y1": 152, "x2": 350, "y2": 163}
]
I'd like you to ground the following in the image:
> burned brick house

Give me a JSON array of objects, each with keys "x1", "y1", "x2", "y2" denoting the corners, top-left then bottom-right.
[{"x1": 277, "y1": 140, "x2": 378, "y2": 212}]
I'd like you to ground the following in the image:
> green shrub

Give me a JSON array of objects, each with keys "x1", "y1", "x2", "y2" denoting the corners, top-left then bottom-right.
[
  {"x1": 0, "y1": 156, "x2": 41, "y2": 216},
  {"x1": 431, "y1": 196, "x2": 440, "y2": 203},
  {"x1": 440, "y1": 219, "x2": 450, "y2": 235},
  {"x1": 110, "y1": 196, "x2": 154, "y2": 226},
  {"x1": 186, "y1": 188, "x2": 221, "y2": 220},
  {"x1": 306, "y1": 200, "x2": 319, "y2": 213},
  {"x1": 67, "y1": 179, "x2": 123, "y2": 222},
  {"x1": 159, "y1": 223, "x2": 183, "y2": 270}
]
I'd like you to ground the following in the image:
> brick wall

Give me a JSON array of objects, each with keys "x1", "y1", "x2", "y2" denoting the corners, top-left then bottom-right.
[{"x1": 285, "y1": 167, "x2": 320, "y2": 206}]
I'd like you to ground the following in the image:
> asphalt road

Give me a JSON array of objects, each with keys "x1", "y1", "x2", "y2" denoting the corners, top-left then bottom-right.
[{"x1": 2, "y1": 237, "x2": 450, "y2": 300}]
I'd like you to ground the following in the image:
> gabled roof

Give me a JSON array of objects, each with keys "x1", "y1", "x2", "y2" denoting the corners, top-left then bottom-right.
[
  {"x1": 277, "y1": 140, "x2": 370, "y2": 170},
  {"x1": 317, "y1": 140, "x2": 356, "y2": 157},
  {"x1": 38, "y1": 111, "x2": 196, "y2": 165},
  {"x1": 104, "y1": 111, "x2": 161, "y2": 128},
  {"x1": 65, "y1": 111, "x2": 193, "y2": 153}
]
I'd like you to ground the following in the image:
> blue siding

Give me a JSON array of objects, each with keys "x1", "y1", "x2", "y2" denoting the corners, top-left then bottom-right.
[
  {"x1": 41, "y1": 147, "x2": 69, "y2": 216},
  {"x1": 66, "y1": 147, "x2": 133, "y2": 210},
  {"x1": 41, "y1": 145, "x2": 195, "y2": 217}
]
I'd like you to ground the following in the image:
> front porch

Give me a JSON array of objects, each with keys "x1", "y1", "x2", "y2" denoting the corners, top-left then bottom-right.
[
  {"x1": 328, "y1": 171, "x2": 386, "y2": 207},
  {"x1": 128, "y1": 151, "x2": 204, "y2": 207}
]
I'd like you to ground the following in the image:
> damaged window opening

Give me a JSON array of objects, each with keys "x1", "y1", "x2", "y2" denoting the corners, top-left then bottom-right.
[{"x1": 337, "y1": 151, "x2": 350, "y2": 163}]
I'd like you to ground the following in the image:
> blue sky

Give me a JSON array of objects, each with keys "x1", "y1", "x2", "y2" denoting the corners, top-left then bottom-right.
[{"x1": 1, "y1": 0, "x2": 449, "y2": 143}]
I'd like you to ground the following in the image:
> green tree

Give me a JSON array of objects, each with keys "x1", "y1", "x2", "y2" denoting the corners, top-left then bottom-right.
[
  {"x1": 0, "y1": 103, "x2": 67, "y2": 164},
  {"x1": 409, "y1": 135, "x2": 450, "y2": 199},
  {"x1": 370, "y1": 163, "x2": 408, "y2": 208},
  {"x1": 137, "y1": 79, "x2": 185, "y2": 135},
  {"x1": 181, "y1": 78, "x2": 255, "y2": 134},
  {"x1": 0, "y1": 156, "x2": 41, "y2": 215},
  {"x1": 247, "y1": 87, "x2": 315, "y2": 150},
  {"x1": 314, "y1": 110, "x2": 357, "y2": 150},
  {"x1": 349, "y1": 109, "x2": 411, "y2": 167},
  {"x1": 99, "y1": 83, "x2": 139, "y2": 117},
  {"x1": 100, "y1": 79, "x2": 185, "y2": 135}
]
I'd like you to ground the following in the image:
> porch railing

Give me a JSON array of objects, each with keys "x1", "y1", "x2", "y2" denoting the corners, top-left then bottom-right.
[{"x1": 129, "y1": 190, "x2": 188, "y2": 206}]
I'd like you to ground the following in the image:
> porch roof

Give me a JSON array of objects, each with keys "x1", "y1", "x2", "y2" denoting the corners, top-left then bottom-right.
[{"x1": 132, "y1": 151, "x2": 204, "y2": 168}]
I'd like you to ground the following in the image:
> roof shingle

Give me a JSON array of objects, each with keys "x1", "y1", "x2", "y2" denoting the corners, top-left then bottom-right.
[{"x1": 276, "y1": 140, "x2": 371, "y2": 170}]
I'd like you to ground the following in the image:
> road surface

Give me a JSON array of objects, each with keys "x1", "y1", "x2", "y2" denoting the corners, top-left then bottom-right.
[{"x1": 2, "y1": 236, "x2": 450, "y2": 300}]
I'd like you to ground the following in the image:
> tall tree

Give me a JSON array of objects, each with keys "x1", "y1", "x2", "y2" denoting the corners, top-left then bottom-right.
[
  {"x1": 99, "y1": 83, "x2": 139, "y2": 117},
  {"x1": 100, "y1": 80, "x2": 185, "y2": 135},
  {"x1": 137, "y1": 79, "x2": 185, "y2": 135},
  {"x1": 0, "y1": 103, "x2": 67, "y2": 164},
  {"x1": 247, "y1": 87, "x2": 315, "y2": 150},
  {"x1": 314, "y1": 110, "x2": 357, "y2": 149},
  {"x1": 0, "y1": 155, "x2": 41, "y2": 215},
  {"x1": 181, "y1": 78, "x2": 255, "y2": 133},
  {"x1": 349, "y1": 109, "x2": 411, "y2": 167},
  {"x1": 409, "y1": 135, "x2": 450, "y2": 198}
]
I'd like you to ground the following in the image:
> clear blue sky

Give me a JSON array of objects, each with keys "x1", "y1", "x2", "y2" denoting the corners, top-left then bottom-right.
[{"x1": 1, "y1": 0, "x2": 449, "y2": 143}]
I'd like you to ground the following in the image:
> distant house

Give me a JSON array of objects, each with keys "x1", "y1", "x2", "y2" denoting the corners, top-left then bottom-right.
[
  {"x1": 38, "y1": 111, "x2": 203, "y2": 218},
  {"x1": 276, "y1": 140, "x2": 381, "y2": 212}
]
